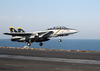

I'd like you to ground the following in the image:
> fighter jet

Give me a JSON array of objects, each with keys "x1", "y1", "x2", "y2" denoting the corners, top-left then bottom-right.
[{"x1": 4, "y1": 26, "x2": 78, "y2": 46}]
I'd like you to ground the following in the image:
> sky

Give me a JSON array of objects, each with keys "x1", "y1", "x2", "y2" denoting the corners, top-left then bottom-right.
[{"x1": 0, "y1": 0, "x2": 100, "y2": 39}]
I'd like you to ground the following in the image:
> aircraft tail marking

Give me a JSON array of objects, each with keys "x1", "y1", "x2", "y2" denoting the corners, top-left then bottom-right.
[
  {"x1": 9, "y1": 27, "x2": 17, "y2": 33},
  {"x1": 17, "y1": 27, "x2": 25, "y2": 32}
]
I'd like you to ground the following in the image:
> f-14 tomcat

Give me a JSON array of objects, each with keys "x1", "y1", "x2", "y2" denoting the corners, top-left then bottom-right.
[{"x1": 4, "y1": 26, "x2": 78, "y2": 46}]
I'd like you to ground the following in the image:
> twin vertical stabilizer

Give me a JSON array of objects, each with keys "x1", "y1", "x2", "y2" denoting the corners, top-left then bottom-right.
[
  {"x1": 17, "y1": 27, "x2": 25, "y2": 32},
  {"x1": 9, "y1": 27, "x2": 25, "y2": 33},
  {"x1": 9, "y1": 27, "x2": 17, "y2": 33}
]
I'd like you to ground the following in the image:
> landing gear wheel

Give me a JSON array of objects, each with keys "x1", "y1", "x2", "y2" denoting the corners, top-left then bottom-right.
[
  {"x1": 27, "y1": 43, "x2": 31, "y2": 46},
  {"x1": 59, "y1": 36, "x2": 62, "y2": 42},
  {"x1": 39, "y1": 42, "x2": 43, "y2": 46},
  {"x1": 59, "y1": 39, "x2": 62, "y2": 42}
]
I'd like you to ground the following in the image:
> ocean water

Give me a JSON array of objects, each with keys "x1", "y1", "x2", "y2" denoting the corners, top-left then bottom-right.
[{"x1": 0, "y1": 39, "x2": 100, "y2": 51}]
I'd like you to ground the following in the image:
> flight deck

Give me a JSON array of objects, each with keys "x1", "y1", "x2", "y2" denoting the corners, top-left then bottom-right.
[{"x1": 0, "y1": 46, "x2": 100, "y2": 71}]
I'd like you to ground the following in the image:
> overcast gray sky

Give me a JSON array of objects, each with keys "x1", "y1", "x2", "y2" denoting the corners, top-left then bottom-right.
[{"x1": 0, "y1": 0, "x2": 100, "y2": 39}]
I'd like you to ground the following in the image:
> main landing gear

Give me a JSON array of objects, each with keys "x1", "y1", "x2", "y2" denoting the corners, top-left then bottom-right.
[
  {"x1": 27, "y1": 40, "x2": 31, "y2": 46},
  {"x1": 27, "y1": 42, "x2": 31, "y2": 46},
  {"x1": 39, "y1": 42, "x2": 43, "y2": 46},
  {"x1": 27, "y1": 42, "x2": 43, "y2": 46}
]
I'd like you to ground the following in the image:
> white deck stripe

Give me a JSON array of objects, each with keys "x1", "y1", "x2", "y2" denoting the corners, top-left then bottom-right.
[{"x1": 0, "y1": 54, "x2": 100, "y2": 64}]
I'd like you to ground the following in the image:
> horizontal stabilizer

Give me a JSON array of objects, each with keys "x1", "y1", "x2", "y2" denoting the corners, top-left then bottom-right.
[{"x1": 4, "y1": 32, "x2": 33, "y2": 36}]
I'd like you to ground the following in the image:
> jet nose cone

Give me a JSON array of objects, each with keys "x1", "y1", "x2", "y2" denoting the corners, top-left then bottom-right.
[
  {"x1": 75, "y1": 30, "x2": 79, "y2": 33},
  {"x1": 70, "y1": 29, "x2": 79, "y2": 33}
]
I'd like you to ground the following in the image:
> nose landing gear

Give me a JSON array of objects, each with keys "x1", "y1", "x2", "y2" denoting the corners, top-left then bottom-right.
[
  {"x1": 59, "y1": 39, "x2": 62, "y2": 42},
  {"x1": 58, "y1": 36, "x2": 62, "y2": 42}
]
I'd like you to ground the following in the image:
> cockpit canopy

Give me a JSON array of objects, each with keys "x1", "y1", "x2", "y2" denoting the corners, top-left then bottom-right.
[{"x1": 47, "y1": 26, "x2": 68, "y2": 30}]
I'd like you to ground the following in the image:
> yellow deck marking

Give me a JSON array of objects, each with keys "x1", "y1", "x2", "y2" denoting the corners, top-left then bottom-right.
[{"x1": 54, "y1": 29, "x2": 61, "y2": 35}]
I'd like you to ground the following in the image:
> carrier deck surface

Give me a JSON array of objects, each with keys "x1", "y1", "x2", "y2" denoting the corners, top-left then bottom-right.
[{"x1": 0, "y1": 47, "x2": 100, "y2": 71}]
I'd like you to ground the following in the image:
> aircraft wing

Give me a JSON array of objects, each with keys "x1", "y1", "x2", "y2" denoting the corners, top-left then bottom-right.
[
  {"x1": 39, "y1": 31, "x2": 53, "y2": 38},
  {"x1": 34, "y1": 31, "x2": 47, "y2": 35},
  {"x1": 4, "y1": 32, "x2": 33, "y2": 36},
  {"x1": 4, "y1": 31, "x2": 53, "y2": 39}
]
